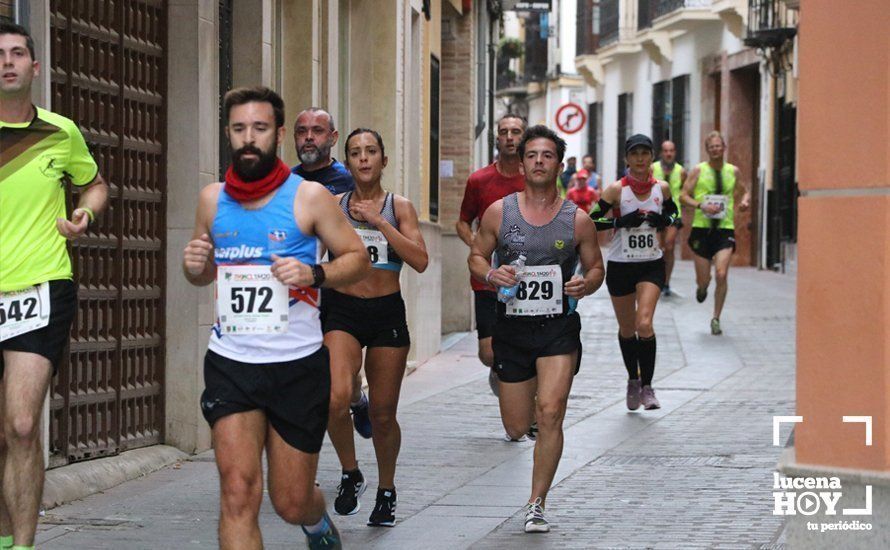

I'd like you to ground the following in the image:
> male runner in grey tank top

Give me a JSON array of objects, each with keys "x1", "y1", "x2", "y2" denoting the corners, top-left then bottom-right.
[{"x1": 469, "y1": 125, "x2": 604, "y2": 533}]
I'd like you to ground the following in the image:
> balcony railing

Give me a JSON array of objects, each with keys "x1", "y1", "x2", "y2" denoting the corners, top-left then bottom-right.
[
  {"x1": 599, "y1": 0, "x2": 620, "y2": 47},
  {"x1": 744, "y1": 0, "x2": 798, "y2": 49},
  {"x1": 653, "y1": 0, "x2": 710, "y2": 20}
]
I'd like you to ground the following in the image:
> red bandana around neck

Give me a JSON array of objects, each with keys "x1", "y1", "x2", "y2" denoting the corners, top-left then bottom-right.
[
  {"x1": 622, "y1": 173, "x2": 657, "y2": 195},
  {"x1": 224, "y1": 158, "x2": 291, "y2": 203}
]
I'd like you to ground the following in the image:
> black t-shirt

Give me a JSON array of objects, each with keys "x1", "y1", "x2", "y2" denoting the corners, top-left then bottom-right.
[{"x1": 291, "y1": 158, "x2": 355, "y2": 195}]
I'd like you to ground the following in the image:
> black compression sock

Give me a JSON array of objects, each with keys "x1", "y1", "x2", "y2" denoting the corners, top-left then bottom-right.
[
  {"x1": 638, "y1": 335, "x2": 657, "y2": 386},
  {"x1": 618, "y1": 334, "x2": 639, "y2": 380}
]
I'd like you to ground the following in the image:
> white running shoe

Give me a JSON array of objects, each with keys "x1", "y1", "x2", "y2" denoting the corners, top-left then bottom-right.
[{"x1": 524, "y1": 497, "x2": 550, "y2": 533}]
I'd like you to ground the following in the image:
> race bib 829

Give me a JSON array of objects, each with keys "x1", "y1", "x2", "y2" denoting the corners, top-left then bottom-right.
[{"x1": 505, "y1": 265, "x2": 563, "y2": 316}]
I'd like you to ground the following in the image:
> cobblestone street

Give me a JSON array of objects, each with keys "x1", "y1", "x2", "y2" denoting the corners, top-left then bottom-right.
[{"x1": 37, "y1": 260, "x2": 796, "y2": 549}]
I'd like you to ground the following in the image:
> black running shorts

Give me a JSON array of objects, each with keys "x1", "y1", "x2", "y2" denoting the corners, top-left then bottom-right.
[
  {"x1": 0, "y1": 279, "x2": 77, "y2": 377},
  {"x1": 473, "y1": 290, "x2": 497, "y2": 340},
  {"x1": 201, "y1": 347, "x2": 331, "y2": 453},
  {"x1": 605, "y1": 259, "x2": 666, "y2": 297},
  {"x1": 492, "y1": 312, "x2": 582, "y2": 383},
  {"x1": 688, "y1": 227, "x2": 736, "y2": 260},
  {"x1": 322, "y1": 289, "x2": 410, "y2": 348}
]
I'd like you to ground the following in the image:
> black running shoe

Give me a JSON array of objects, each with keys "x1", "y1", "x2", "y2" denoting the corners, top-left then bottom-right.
[
  {"x1": 367, "y1": 488, "x2": 397, "y2": 527},
  {"x1": 302, "y1": 512, "x2": 343, "y2": 549},
  {"x1": 350, "y1": 392, "x2": 373, "y2": 439},
  {"x1": 334, "y1": 469, "x2": 366, "y2": 516},
  {"x1": 696, "y1": 285, "x2": 708, "y2": 303}
]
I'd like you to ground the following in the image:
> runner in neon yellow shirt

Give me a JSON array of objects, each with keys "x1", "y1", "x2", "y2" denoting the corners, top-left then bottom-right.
[
  {"x1": 0, "y1": 22, "x2": 108, "y2": 550},
  {"x1": 651, "y1": 140, "x2": 687, "y2": 297},
  {"x1": 681, "y1": 131, "x2": 750, "y2": 336}
]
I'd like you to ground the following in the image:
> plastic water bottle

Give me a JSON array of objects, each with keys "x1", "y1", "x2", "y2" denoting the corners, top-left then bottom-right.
[
  {"x1": 567, "y1": 263, "x2": 582, "y2": 313},
  {"x1": 497, "y1": 255, "x2": 526, "y2": 303}
]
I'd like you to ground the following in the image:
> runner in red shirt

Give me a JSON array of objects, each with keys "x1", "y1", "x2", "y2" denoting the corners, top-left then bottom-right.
[
  {"x1": 456, "y1": 114, "x2": 526, "y2": 400},
  {"x1": 565, "y1": 174, "x2": 599, "y2": 212}
]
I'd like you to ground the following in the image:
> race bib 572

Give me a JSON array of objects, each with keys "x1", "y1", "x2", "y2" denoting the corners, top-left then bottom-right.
[{"x1": 216, "y1": 266, "x2": 289, "y2": 334}]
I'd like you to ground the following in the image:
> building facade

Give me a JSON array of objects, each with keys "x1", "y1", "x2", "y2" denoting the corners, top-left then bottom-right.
[
  {"x1": 575, "y1": 0, "x2": 798, "y2": 270},
  {"x1": 5, "y1": 0, "x2": 500, "y2": 465},
  {"x1": 496, "y1": 1, "x2": 590, "y2": 161}
]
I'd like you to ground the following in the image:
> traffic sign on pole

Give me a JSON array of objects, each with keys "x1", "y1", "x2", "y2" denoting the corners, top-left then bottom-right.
[{"x1": 555, "y1": 102, "x2": 586, "y2": 134}]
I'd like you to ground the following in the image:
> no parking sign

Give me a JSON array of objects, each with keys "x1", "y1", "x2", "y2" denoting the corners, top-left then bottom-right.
[{"x1": 555, "y1": 102, "x2": 586, "y2": 134}]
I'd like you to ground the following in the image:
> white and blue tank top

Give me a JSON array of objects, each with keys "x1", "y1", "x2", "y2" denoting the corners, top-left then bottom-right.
[{"x1": 208, "y1": 173, "x2": 322, "y2": 363}]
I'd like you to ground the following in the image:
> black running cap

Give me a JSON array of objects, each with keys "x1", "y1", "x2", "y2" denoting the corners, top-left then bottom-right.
[{"x1": 625, "y1": 134, "x2": 654, "y2": 154}]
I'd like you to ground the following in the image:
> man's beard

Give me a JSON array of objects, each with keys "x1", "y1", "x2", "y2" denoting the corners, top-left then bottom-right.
[
  {"x1": 231, "y1": 143, "x2": 278, "y2": 181},
  {"x1": 298, "y1": 140, "x2": 332, "y2": 165}
]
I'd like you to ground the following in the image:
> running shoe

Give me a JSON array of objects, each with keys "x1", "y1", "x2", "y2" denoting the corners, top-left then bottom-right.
[
  {"x1": 527, "y1": 422, "x2": 538, "y2": 441},
  {"x1": 350, "y1": 392, "x2": 373, "y2": 439},
  {"x1": 504, "y1": 432, "x2": 529, "y2": 442},
  {"x1": 641, "y1": 386, "x2": 661, "y2": 410},
  {"x1": 662, "y1": 285, "x2": 672, "y2": 297},
  {"x1": 696, "y1": 285, "x2": 708, "y2": 303},
  {"x1": 334, "y1": 468, "x2": 366, "y2": 516},
  {"x1": 488, "y1": 368, "x2": 500, "y2": 397},
  {"x1": 302, "y1": 512, "x2": 342, "y2": 549},
  {"x1": 524, "y1": 497, "x2": 550, "y2": 533},
  {"x1": 711, "y1": 318, "x2": 723, "y2": 336},
  {"x1": 626, "y1": 379, "x2": 642, "y2": 410},
  {"x1": 367, "y1": 488, "x2": 397, "y2": 527}
]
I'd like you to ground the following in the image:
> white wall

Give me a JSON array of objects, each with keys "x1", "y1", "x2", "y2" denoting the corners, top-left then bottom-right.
[
  {"x1": 559, "y1": 0, "x2": 577, "y2": 72},
  {"x1": 584, "y1": 17, "x2": 755, "y2": 179}
]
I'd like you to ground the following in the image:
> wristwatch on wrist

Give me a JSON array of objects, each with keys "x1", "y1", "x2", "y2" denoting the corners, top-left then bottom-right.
[{"x1": 310, "y1": 264, "x2": 326, "y2": 288}]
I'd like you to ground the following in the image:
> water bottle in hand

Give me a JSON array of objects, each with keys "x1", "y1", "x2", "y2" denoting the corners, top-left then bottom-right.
[{"x1": 497, "y1": 255, "x2": 526, "y2": 304}]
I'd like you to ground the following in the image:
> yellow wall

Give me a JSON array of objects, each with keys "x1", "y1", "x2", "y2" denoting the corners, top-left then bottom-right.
[{"x1": 280, "y1": 0, "x2": 318, "y2": 167}]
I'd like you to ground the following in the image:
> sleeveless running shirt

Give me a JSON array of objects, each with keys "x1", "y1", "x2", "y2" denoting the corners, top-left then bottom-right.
[
  {"x1": 338, "y1": 191, "x2": 403, "y2": 272},
  {"x1": 652, "y1": 161, "x2": 684, "y2": 210},
  {"x1": 496, "y1": 193, "x2": 578, "y2": 317},
  {"x1": 692, "y1": 162, "x2": 736, "y2": 230},
  {"x1": 208, "y1": 174, "x2": 322, "y2": 363},
  {"x1": 608, "y1": 184, "x2": 665, "y2": 263}
]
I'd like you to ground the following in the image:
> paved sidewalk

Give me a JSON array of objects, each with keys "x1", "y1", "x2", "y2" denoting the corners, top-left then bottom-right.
[{"x1": 37, "y1": 260, "x2": 796, "y2": 549}]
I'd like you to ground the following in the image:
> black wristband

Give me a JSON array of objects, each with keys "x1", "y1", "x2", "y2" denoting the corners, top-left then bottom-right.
[{"x1": 310, "y1": 264, "x2": 326, "y2": 288}]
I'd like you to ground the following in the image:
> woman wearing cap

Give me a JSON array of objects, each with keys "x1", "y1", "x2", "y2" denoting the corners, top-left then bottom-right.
[{"x1": 589, "y1": 134, "x2": 679, "y2": 410}]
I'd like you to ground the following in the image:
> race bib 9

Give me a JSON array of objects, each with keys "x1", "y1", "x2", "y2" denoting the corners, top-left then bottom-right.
[
  {"x1": 702, "y1": 194, "x2": 728, "y2": 219},
  {"x1": 217, "y1": 266, "x2": 289, "y2": 334},
  {"x1": 506, "y1": 265, "x2": 563, "y2": 316},
  {"x1": 0, "y1": 283, "x2": 51, "y2": 342},
  {"x1": 620, "y1": 227, "x2": 660, "y2": 260},
  {"x1": 356, "y1": 229, "x2": 388, "y2": 265}
]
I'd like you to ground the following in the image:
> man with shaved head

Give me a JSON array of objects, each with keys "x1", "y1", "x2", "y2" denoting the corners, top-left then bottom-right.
[
  {"x1": 292, "y1": 108, "x2": 370, "y2": 444},
  {"x1": 292, "y1": 107, "x2": 355, "y2": 195}
]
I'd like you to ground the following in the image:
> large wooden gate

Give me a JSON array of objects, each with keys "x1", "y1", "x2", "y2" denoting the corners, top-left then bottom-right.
[{"x1": 49, "y1": 0, "x2": 167, "y2": 466}]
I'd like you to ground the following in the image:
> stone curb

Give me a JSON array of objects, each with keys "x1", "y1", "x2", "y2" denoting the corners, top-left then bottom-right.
[{"x1": 43, "y1": 445, "x2": 188, "y2": 510}]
